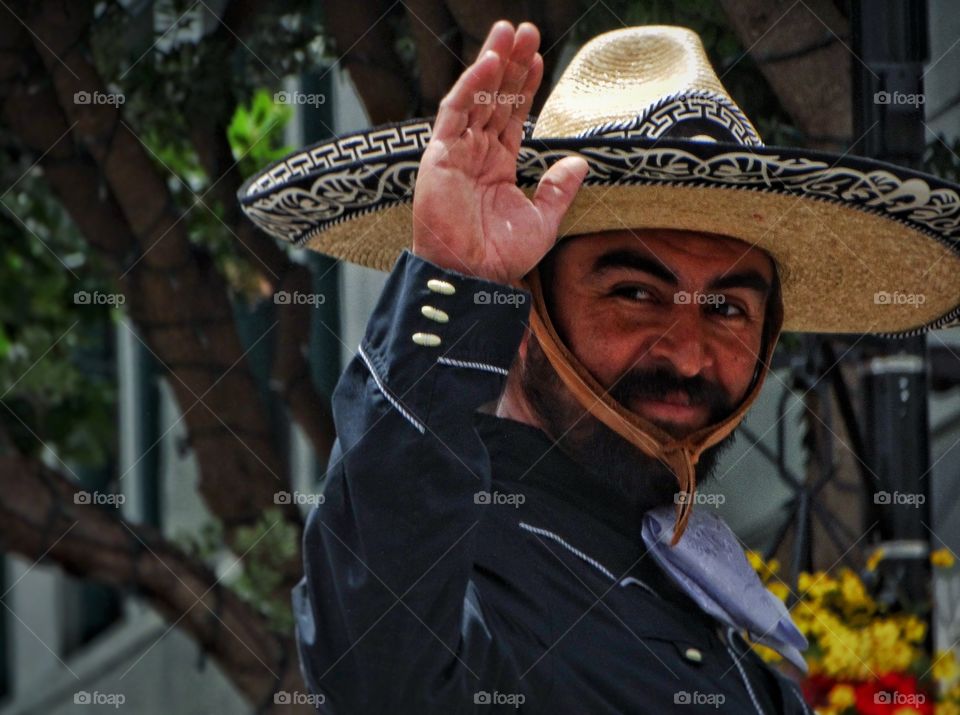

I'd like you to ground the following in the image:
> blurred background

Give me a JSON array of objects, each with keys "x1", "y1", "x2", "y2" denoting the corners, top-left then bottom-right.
[{"x1": 0, "y1": 0, "x2": 959, "y2": 713}]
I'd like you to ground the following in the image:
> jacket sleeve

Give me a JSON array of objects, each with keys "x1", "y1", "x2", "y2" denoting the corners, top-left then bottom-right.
[{"x1": 293, "y1": 248, "x2": 534, "y2": 713}]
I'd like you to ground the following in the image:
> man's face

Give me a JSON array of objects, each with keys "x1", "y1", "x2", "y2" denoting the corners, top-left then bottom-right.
[{"x1": 517, "y1": 228, "x2": 776, "y2": 510}]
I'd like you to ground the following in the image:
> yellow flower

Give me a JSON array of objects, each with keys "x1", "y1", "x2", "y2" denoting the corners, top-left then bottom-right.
[
  {"x1": 947, "y1": 680, "x2": 960, "y2": 700},
  {"x1": 901, "y1": 615, "x2": 927, "y2": 644},
  {"x1": 745, "y1": 550, "x2": 781, "y2": 582},
  {"x1": 932, "y1": 548, "x2": 956, "y2": 569},
  {"x1": 866, "y1": 547, "x2": 885, "y2": 572},
  {"x1": 819, "y1": 620, "x2": 865, "y2": 678},
  {"x1": 828, "y1": 683, "x2": 856, "y2": 708},
  {"x1": 936, "y1": 703, "x2": 960, "y2": 715},
  {"x1": 934, "y1": 648, "x2": 960, "y2": 683},
  {"x1": 800, "y1": 571, "x2": 839, "y2": 602},
  {"x1": 871, "y1": 620, "x2": 900, "y2": 649},
  {"x1": 839, "y1": 569, "x2": 875, "y2": 614},
  {"x1": 769, "y1": 582, "x2": 790, "y2": 602},
  {"x1": 751, "y1": 642, "x2": 783, "y2": 663}
]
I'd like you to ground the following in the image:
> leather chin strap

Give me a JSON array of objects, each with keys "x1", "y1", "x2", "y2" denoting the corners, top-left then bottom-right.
[{"x1": 518, "y1": 265, "x2": 784, "y2": 547}]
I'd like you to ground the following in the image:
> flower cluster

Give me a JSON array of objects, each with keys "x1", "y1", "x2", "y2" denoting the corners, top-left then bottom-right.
[{"x1": 745, "y1": 548, "x2": 960, "y2": 715}]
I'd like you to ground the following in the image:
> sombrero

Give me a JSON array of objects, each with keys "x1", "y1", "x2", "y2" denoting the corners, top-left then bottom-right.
[
  {"x1": 239, "y1": 25, "x2": 960, "y2": 337},
  {"x1": 238, "y1": 25, "x2": 960, "y2": 541}
]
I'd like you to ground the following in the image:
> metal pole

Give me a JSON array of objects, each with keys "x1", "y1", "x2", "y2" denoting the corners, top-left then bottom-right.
[{"x1": 851, "y1": 0, "x2": 933, "y2": 642}]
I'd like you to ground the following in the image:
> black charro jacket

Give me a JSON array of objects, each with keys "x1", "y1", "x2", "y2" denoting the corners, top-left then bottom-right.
[{"x1": 293, "y1": 249, "x2": 813, "y2": 714}]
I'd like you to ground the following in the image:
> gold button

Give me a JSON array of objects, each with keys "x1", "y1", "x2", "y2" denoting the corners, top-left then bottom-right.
[
  {"x1": 683, "y1": 647, "x2": 703, "y2": 663},
  {"x1": 412, "y1": 332, "x2": 441, "y2": 347},
  {"x1": 426, "y1": 279, "x2": 455, "y2": 295},
  {"x1": 421, "y1": 305, "x2": 449, "y2": 323}
]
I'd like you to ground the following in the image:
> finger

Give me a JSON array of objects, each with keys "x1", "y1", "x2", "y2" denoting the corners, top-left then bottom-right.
[
  {"x1": 432, "y1": 50, "x2": 500, "y2": 141},
  {"x1": 500, "y1": 52, "x2": 543, "y2": 156},
  {"x1": 465, "y1": 36, "x2": 516, "y2": 129},
  {"x1": 489, "y1": 22, "x2": 540, "y2": 136},
  {"x1": 476, "y1": 19, "x2": 514, "y2": 61},
  {"x1": 532, "y1": 156, "x2": 590, "y2": 240},
  {"x1": 433, "y1": 21, "x2": 514, "y2": 140}
]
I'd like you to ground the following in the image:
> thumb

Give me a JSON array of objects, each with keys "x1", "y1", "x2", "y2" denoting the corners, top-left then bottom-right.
[{"x1": 532, "y1": 156, "x2": 589, "y2": 238}]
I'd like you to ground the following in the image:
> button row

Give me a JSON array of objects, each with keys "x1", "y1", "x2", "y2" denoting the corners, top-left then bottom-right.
[{"x1": 413, "y1": 278, "x2": 456, "y2": 346}]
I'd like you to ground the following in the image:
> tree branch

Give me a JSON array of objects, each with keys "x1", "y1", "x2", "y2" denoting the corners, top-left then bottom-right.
[
  {"x1": 719, "y1": 0, "x2": 852, "y2": 150},
  {"x1": 0, "y1": 450, "x2": 312, "y2": 713},
  {"x1": 324, "y1": 0, "x2": 414, "y2": 123},
  {"x1": 184, "y1": 94, "x2": 336, "y2": 462}
]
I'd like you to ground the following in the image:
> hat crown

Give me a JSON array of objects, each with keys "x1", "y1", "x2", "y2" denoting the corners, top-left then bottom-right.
[{"x1": 532, "y1": 25, "x2": 762, "y2": 146}]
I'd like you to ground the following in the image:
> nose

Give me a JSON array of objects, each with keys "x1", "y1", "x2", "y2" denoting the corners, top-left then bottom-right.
[{"x1": 646, "y1": 306, "x2": 713, "y2": 378}]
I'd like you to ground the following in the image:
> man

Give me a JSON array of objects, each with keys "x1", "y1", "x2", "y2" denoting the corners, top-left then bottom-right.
[{"x1": 239, "y1": 19, "x2": 960, "y2": 715}]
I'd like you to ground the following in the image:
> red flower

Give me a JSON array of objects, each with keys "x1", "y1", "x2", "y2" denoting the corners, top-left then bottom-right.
[
  {"x1": 854, "y1": 673, "x2": 932, "y2": 715},
  {"x1": 801, "y1": 674, "x2": 838, "y2": 707}
]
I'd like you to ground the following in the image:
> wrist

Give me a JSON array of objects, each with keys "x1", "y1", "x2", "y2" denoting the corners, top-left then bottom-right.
[{"x1": 410, "y1": 240, "x2": 489, "y2": 282}]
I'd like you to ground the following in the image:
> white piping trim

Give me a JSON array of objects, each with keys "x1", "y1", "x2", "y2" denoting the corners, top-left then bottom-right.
[
  {"x1": 618, "y1": 575, "x2": 661, "y2": 599},
  {"x1": 787, "y1": 682, "x2": 814, "y2": 715},
  {"x1": 358, "y1": 345, "x2": 425, "y2": 434},
  {"x1": 724, "y1": 626, "x2": 766, "y2": 715},
  {"x1": 437, "y1": 356, "x2": 509, "y2": 376},
  {"x1": 519, "y1": 522, "x2": 616, "y2": 581}
]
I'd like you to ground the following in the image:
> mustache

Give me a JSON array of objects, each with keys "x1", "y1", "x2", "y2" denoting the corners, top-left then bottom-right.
[{"x1": 607, "y1": 367, "x2": 733, "y2": 421}]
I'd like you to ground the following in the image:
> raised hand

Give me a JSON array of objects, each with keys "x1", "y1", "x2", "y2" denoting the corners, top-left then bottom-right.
[{"x1": 411, "y1": 20, "x2": 588, "y2": 286}]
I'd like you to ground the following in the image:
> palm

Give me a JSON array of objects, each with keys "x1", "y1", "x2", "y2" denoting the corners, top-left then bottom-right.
[{"x1": 412, "y1": 21, "x2": 587, "y2": 286}]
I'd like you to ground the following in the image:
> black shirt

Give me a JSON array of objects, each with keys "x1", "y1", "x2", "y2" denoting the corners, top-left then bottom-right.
[{"x1": 294, "y1": 249, "x2": 812, "y2": 714}]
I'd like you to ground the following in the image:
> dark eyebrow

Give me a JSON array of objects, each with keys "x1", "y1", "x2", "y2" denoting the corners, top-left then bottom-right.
[
  {"x1": 707, "y1": 270, "x2": 771, "y2": 297},
  {"x1": 589, "y1": 249, "x2": 678, "y2": 285}
]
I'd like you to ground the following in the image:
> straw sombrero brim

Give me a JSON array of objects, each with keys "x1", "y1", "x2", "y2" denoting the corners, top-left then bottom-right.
[{"x1": 238, "y1": 118, "x2": 960, "y2": 337}]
